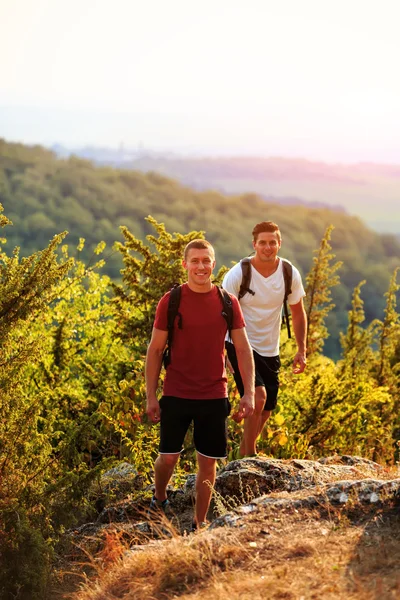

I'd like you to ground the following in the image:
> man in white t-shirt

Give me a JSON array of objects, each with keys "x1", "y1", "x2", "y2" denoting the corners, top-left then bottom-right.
[{"x1": 222, "y1": 221, "x2": 307, "y2": 456}]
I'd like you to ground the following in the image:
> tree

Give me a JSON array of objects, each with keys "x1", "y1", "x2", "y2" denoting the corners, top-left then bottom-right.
[
  {"x1": 373, "y1": 268, "x2": 400, "y2": 390},
  {"x1": 0, "y1": 204, "x2": 72, "y2": 598},
  {"x1": 339, "y1": 281, "x2": 374, "y2": 379},
  {"x1": 304, "y1": 226, "x2": 342, "y2": 356},
  {"x1": 112, "y1": 216, "x2": 206, "y2": 348}
]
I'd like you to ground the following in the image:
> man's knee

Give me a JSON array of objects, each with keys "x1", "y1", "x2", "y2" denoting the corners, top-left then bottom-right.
[
  {"x1": 254, "y1": 387, "x2": 267, "y2": 414},
  {"x1": 197, "y1": 453, "x2": 217, "y2": 475},
  {"x1": 157, "y1": 453, "x2": 180, "y2": 469},
  {"x1": 261, "y1": 409, "x2": 272, "y2": 425}
]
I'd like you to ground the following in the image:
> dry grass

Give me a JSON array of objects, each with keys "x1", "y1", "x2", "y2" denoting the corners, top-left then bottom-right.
[
  {"x1": 70, "y1": 499, "x2": 400, "y2": 600},
  {"x1": 71, "y1": 522, "x2": 250, "y2": 600}
]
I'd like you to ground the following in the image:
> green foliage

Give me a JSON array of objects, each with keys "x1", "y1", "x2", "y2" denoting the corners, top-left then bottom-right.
[
  {"x1": 0, "y1": 507, "x2": 51, "y2": 600},
  {"x1": 0, "y1": 205, "x2": 74, "y2": 597},
  {"x1": 1, "y1": 190, "x2": 400, "y2": 597},
  {"x1": 373, "y1": 268, "x2": 400, "y2": 389},
  {"x1": 339, "y1": 281, "x2": 374, "y2": 379},
  {"x1": 304, "y1": 226, "x2": 342, "y2": 356},
  {"x1": 368, "y1": 268, "x2": 400, "y2": 459},
  {"x1": 274, "y1": 357, "x2": 394, "y2": 461},
  {"x1": 113, "y1": 216, "x2": 205, "y2": 346},
  {"x1": 252, "y1": 350, "x2": 394, "y2": 463},
  {"x1": 0, "y1": 207, "x2": 138, "y2": 597},
  {"x1": 0, "y1": 214, "x2": 73, "y2": 505}
]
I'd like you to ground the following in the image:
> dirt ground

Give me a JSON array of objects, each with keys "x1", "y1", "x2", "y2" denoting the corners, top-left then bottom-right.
[{"x1": 53, "y1": 497, "x2": 400, "y2": 600}]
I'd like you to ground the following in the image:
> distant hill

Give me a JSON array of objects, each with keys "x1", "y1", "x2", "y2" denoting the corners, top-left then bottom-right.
[
  {"x1": 259, "y1": 195, "x2": 346, "y2": 212},
  {"x1": 51, "y1": 146, "x2": 400, "y2": 234},
  {"x1": 2, "y1": 138, "x2": 400, "y2": 358},
  {"x1": 126, "y1": 156, "x2": 400, "y2": 234}
]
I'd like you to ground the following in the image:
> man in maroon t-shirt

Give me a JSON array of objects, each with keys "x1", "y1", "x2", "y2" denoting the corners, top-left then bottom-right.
[{"x1": 146, "y1": 239, "x2": 255, "y2": 529}]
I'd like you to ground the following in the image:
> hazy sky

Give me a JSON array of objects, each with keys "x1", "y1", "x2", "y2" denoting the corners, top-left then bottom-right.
[{"x1": 1, "y1": 0, "x2": 400, "y2": 162}]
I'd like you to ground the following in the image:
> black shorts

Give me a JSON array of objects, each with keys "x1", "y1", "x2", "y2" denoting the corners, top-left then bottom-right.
[
  {"x1": 159, "y1": 396, "x2": 231, "y2": 459},
  {"x1": 225, "y1": 341, "x2": 281, "y2": 411}
]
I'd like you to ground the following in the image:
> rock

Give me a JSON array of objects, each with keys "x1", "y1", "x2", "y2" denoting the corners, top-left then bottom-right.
[
  {"x1": 318, "y1": 455, "x2": 383, "y2": 472},
  {"x1": 96, "y1": 499, "x2": 147, "y2": 524},
  {"x1": 64, "y1": 456, "x2": 399, "y2": 553},
  {"x1": 102, "y1": 463, "x2": 139, "y2": 479},
  {"x1": 92, "y1": 457, "x2": 397, "y2": 528},
  {"x1": 100, "y1": 462, "x2": 148, "y2": 498},
  {"x1": 209, "y1": 513, "x2": 241, "y2": 529},
  {"x1": 324, "y1": 478, "x2": 400, "y2": 504},
  {"x1": 213, "y1": 457, "x2": 368, "y2": 501},
  {"x1": 207, "y1": 476, "x2": 400, "y2": 531},
  {"x1": 181, "y1": 474, "x2": 196, "y2": 498}
]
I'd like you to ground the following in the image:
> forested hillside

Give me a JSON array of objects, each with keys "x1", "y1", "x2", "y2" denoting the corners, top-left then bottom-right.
[
  {"x1": 1, "y1": 138, "x2": 399, "y2": 357},
  {"x1": 124, "y1": 154, "x2": 400, "y2": 234},
  {"x1": 52, "y1": 146, "x2": 400, "y2": 235}
]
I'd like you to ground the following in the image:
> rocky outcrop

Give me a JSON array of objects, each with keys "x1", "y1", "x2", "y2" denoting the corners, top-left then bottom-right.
[
  {"x1": 67, "y1": 455, "x2": 399, "y2": 550},
  {"x1": 213, "y1": 455, "x2": 383, "y2": 497},
  {"x1": 211, "y1": 476, "x2": 400, "y2": 530}
]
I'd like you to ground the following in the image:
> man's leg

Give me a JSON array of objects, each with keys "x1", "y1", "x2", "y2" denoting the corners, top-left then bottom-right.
[
  {"x1": 257, "y1": 408, "x2": 272, "y2": 438},
  {"x1": 192, "y1": 398, "x2": 229, "y2": 526},
  {"x1": 154, "y1": 396, "x2": 191, "y2": 503},
  {"x1": 195, "y1": 452, "x2": 217, "y2": 525},
  {"x1": 226, "y1": 342, "x2": 265, "y2": 456},
  {"x1": 154, "y1": 453, "x2": 180, "y2": 501},
  {"x1": 239, "y1": 386, "x2": 266, "y2": 456},
  {"x1": 239, "y1": 353, "x2": 280, "y2": 456}
]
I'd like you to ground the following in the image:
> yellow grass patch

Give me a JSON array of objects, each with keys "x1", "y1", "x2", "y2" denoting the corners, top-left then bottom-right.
[{"x1": 70, "y1": 500, "x2": 400, "y2": 600}]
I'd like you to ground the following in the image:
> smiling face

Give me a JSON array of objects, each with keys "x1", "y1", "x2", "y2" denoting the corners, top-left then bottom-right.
[
  {"x1": 252, "y1": 231, "x2": 281, "y2": 265},
  {"x1": 183, "y1": 247, "x2": 215, "y2": 292}
]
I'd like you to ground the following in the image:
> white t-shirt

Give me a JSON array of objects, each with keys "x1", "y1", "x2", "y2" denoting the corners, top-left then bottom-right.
[{"x1": 222, "y1": 257, "x2": 305, "y2": 357}]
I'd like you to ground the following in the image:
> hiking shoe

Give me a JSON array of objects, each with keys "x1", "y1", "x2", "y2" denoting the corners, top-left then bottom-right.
[
  {"x1": 191, "y1": 520, "x2": 208, "y2": 532},
  {"x1": 148, "y1": 496, "x2": 171, "y2": 517}
]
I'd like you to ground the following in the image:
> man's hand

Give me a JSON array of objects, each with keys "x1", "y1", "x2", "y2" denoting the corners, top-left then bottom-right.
[
  {"x1": 232, "y1": 392, "x2": 255, "y2": 422},
  {"x1": 146, "y1": 397, "x2": 160, "y2": 423},
  {"x1": 292, "y1": 351, "x2": 306, "y2": 374}
]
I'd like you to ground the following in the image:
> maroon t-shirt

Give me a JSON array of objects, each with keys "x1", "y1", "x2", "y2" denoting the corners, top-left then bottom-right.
[{"x1": 154, "y1": 284, "x2": 245, "y2": 399}]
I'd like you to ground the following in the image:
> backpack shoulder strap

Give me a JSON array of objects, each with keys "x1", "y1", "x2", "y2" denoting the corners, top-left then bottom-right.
[
  {"x1": 238, "y1": 257, "x2": 254, "y2": 300},
  {"x1": 163, "y1": 284, "x2": 182, "y2": 368},
  {"x1": 281, "y1": 259, "x2": 293, "y2": 338},
  {"x1": 167, "y1": 284, "x2": 182, "y2": 331},
  {"x1": 281, "y1": 259, "x2": 293, "y2": 301},
  {"x1": 217, "y1": 286, "x2": 234, "y2": 340}
]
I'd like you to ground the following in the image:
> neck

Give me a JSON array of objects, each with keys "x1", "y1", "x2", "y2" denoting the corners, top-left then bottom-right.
[
  {"x1": 251, "y1": 256, "x2": 280, "y2": 276},
  {"x1": 187, "y1": 281, "x2": 213, "y2": 293}
]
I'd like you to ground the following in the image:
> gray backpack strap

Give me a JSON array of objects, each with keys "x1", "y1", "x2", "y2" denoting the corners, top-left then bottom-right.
[{"x1": 238, "y1": 258, "x2": 255, "y2": 300}]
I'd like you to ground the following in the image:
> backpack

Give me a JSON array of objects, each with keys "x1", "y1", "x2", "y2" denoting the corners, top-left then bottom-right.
[
  {"x1": 162, "y1": 284, "x2": 234, "y2": 368},
  {"x1": 238, "y1": 257, "x2": 293, "y2": 338}
]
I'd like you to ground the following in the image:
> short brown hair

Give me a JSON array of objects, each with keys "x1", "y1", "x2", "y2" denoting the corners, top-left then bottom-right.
[
  {"x1": 252, "y1": 221, "x2": 281, "y2": 243},
  {"x1": 184, "y1": 239, "x2": 215, "y2": 261}
]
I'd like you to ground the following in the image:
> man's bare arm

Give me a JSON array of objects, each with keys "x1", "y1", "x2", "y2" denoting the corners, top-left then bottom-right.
[
  {"x1": 145, "y1": 328, "x2": 168, "y2": 422},
  {"x1": 290, "y1": 299, "x2": 307, "y2": 374},
  {"x1": 230, "y1": 327, "x2": 255, "y2": 420}
]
